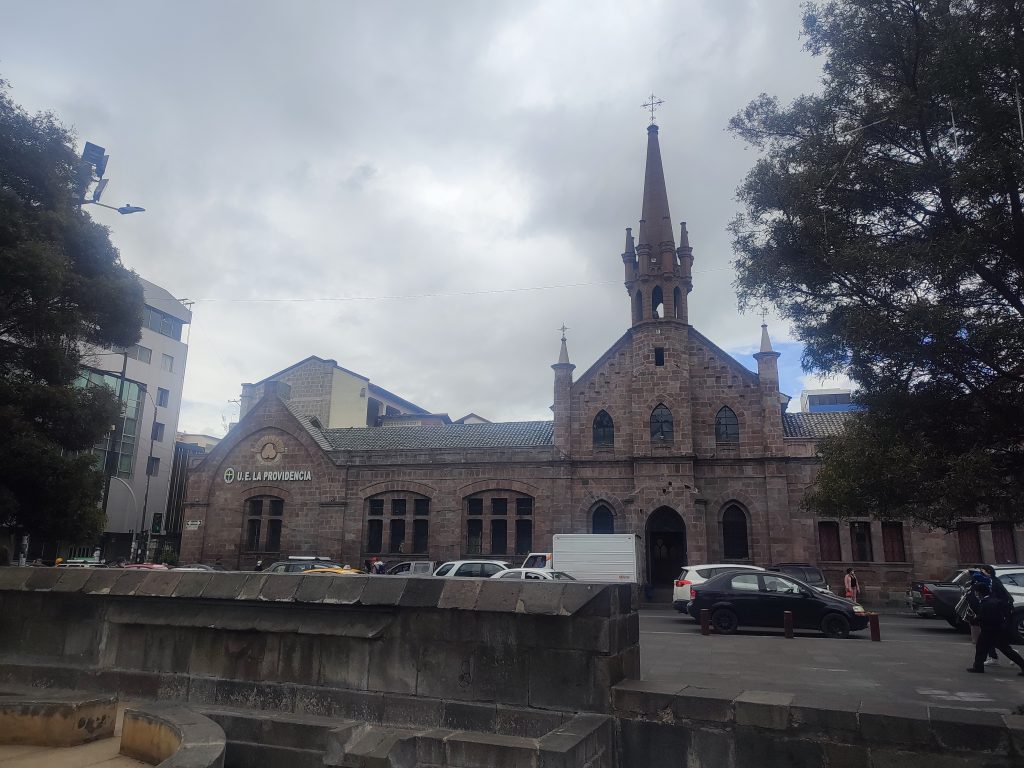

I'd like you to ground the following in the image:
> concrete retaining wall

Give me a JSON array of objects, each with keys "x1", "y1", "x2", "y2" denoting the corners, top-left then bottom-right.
[
  {"x1": 121, "y1": 703, "x2": 225, "y2": 768},
  {"x1": 612, "y1": 680, "x2": 1024, "y2": 767},
  {"x1": 0, "y1": 567, "x2": 637, "y2": 718},
  {"x1": 0, "y1": 693, "x2": 115, "y2": 747}
]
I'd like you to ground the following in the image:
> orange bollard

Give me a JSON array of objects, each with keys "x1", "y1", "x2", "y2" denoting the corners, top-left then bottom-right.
[
  {"x1": 784, "y1": 610, "x2": 794, "y2": 638},
  {"x1": 868, "y1": 613, "x2": 881, "y2": 641},
  {"x1": 700, "y1": 608, "x2": 710, "y2": 635}
]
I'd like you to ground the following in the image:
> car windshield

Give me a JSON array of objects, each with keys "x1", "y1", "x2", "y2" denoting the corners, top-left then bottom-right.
[{"x1": 550, "y1": 571, "x2": 576, "y2": 580}]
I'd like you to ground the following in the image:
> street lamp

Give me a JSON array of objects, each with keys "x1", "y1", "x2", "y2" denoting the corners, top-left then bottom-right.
[
  {"x1": 79, "y1": 141, "x2": 146, "y2": 215},
  {"x1": 81, "y1": 201, "x2": 146, "y2": 215}
]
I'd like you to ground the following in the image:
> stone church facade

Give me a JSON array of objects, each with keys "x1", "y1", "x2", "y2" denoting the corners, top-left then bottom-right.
[{"x1": 180, "y1": 123, "x2": 1019, "y2": 605}]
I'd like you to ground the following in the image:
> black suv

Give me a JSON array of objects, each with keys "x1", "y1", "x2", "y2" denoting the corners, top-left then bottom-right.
[{"x1": 767, "y1": 563, "x2": 831, "y2": 593}]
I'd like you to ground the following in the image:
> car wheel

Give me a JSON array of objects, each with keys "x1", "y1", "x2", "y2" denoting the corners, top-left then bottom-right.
[
  {"x1": 821, "y1": 613, "x2": 850, "y2": 639},
  {"x1": 711, "y1": 608, "x2": 738, "y2": 634}
]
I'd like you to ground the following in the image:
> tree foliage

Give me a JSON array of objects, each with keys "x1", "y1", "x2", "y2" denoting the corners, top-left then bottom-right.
[
  {"x1": 0, "y1": 79, "x2": 143, "y2": 543},
  {"x1": 729, "y1": 0, "x2": 1024, "y2": 529}
]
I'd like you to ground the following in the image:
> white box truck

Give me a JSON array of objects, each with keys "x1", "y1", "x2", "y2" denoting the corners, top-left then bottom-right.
[{"x1": 549, "y1": 534, "x2": 641, "y2": 583}]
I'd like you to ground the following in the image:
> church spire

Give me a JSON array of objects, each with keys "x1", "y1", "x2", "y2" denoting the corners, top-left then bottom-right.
[
  {"x1": 638, "y1": 124, "x2": 675, "y2": 249},
  {"x1": 623, "y1": 116, "x2": 691, "y2": 327},
  {"x1": 552, "y1": 325, "x2": 575, "y2": 454}
]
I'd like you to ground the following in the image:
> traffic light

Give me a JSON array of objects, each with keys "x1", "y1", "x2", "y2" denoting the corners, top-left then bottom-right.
[{"x1": 150, "y1": 513, "x2": 163, "y2": 535}]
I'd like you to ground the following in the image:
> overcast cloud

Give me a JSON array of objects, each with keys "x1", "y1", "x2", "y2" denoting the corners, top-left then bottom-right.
[{"x1": 1, "y1": 1, "x2": 845, "y2": 435}]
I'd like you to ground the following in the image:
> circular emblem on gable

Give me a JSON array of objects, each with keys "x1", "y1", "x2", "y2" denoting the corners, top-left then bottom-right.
[
  {"x1": 260, "y1": 442, "x2": 279, "y2": 461},
  {"x1": 224, "y1": 468, "x2": 235, "y2": 484}
]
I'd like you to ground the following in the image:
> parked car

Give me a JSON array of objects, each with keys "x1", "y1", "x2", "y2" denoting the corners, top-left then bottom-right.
[
  {"x1": 432, "y1": 560, "x2": 510, "y2": 578},
  {"x1": 306, "y1": 566, "x2": 364, "y2": 575},
  {"x1": 766, "y1": 563, "x2": 831, "y2": 593},
  {"x1": 491, "y1": 568, "x2": 576, "y2": 581},
  {"x1": 262, "y1": 558, "x2": 343, "y2": 573},
  {"x1": 56, "y1": 558, "x2": 106, "y2": 568},
  {"x1": 386, "y1": 561, "x2": 436, "y2": 576},
  {"x1": 121, "y1": 563, "x2": 169, "y2": 570},
  {"x1": 687, "y1": 570, "x2": 868, "y2": 638},
  {"x1": 172, "y1": 564, "x2": 221, "y2": 572},
  {"x1": 908, "y1": 570, "x2": 968, "y2": 620},
  {"x1": 923, "y1": 566, "x2": 1024, "y2": 631},
  {"x1": 521, "y1": 553, "x2": 551, "y2": 569},
  {"x1": 672, "y1": 564, "x2": 763, "y2": 612}
]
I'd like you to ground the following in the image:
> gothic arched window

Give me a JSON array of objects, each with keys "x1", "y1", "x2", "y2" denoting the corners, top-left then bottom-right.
[
  {"x1": 673, "y1": 287, "x2": 682, "y2": 319},
  {"x1": 593, "y1": 410, "x2": 614, "y2": 447},
  {"x1": 715, "y1": 406, "x2": 740, "y2": 444},
  {"x1": 722, "y1": 505, "x2": 749, "y2": 559},
  {"x1": 635, "y1": 291, "x2": 643, "y2": 323},
  {"x1": 592, "y1": 505, "x2": 615, "y2": 534},
  {"x1": 650, "y1": 404, "x2": 673, "y2": 442},
  {"x1": 651, "y1": 286, "x2": 664, "y2": 319}
]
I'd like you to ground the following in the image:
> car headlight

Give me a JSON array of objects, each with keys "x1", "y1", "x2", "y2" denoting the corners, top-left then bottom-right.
[{"x1": 852, "y1": 605, "x2": 866, "y2": 614}]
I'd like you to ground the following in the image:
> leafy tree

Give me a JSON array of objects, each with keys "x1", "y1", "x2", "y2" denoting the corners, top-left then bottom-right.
[
  {"x1": 0, "y1": 79, "x2": 143, "y2": 545},
  {"x1": 729, "y1": 0, "x2": 1024, "y2": 529}
]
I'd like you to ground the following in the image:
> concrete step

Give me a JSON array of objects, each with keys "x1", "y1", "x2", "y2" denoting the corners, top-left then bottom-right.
[{"x1": 325, "y1": 723, "x2": 422, "y2": 767}]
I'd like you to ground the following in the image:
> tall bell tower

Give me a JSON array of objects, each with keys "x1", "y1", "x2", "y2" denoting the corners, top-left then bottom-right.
[{"x1": 621, "y1": 121, "x2": 694, "y2": 326}]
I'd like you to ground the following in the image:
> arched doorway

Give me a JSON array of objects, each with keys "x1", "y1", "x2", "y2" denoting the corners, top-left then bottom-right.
[
  {"x1": 592, "y1": 505, "x2": 614, "y2": 534},
  {"x1": 646, "y1": 507, "x2": 686, "y2": 586}
]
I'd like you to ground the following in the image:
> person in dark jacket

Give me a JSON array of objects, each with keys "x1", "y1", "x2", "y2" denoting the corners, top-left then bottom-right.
[
  {"x1": 966, "y1": 579, "x2": 1024, "y2": 674},
  {"x1": 979, "y1": 564, "x2": 1016, "y2": 665}
]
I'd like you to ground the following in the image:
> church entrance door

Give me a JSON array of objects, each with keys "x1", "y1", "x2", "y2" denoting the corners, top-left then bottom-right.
[{"x1": 646, "y1": 507, "x2": 687, "y2": 586}]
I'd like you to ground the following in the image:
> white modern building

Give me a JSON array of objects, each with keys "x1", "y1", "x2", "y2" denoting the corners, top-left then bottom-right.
[
  {"x1": 799, "y1": 388, "x2": 858, "y2": 413},
  {"x1": 79, "y1": 278, "x2": 191, "y2": 561}
]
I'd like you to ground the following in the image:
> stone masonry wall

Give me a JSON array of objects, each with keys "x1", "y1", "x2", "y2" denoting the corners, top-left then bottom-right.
[
  {"x1": 613, "y1": 679, "x2": 1024, "y2": 768},
  {"x1": 182, "y1": 385, "x2": 1012, "y2": 601},
  {"x1": 0, "y1": 568, "x2": 638, "y2": 719}
]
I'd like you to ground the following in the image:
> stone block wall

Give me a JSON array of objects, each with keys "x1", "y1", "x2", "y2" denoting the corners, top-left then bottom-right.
[
  {"x1": 0, "y1": 569, "x2": 638, "y2": 719},
  {"x1": 612, "y1": 680, "x2": 1024, "y2": 768}
]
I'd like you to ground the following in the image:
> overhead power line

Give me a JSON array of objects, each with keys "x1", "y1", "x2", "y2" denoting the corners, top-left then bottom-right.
[{"x1": 184, "y1": 267, "x2": 733, "y2": 304}]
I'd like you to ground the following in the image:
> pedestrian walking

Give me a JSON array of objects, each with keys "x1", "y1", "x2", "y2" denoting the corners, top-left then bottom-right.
[
  {"x1": 961, "y1": 571, "x2": 999, "y2": 665},
  {"x1": 979, "y1": 564, "x2": 1014, "y2": 666},
  {"x1": 966, "y1": 578, "x2": 1024, "y2": 675},
  {"x1": 844, "y1": 568, "x2": 861, "y2": 602}
]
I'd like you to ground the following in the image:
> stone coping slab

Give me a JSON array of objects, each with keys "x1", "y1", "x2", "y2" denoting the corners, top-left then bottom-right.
[
  {"x1": 0, "y1": 568, "x2": 631, "y2": 618},
  {"x1": 121, "y1": 702, "x2": 225, "y2": 768},
  {"x1": 0, "y1": 691, "x2": 116, "y2": 747},
  {"x1": 611, "y1": 679, "x2": 1024, "y2": 756}
]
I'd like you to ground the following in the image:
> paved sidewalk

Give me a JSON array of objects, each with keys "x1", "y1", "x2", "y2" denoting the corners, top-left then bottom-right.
[{"x1": 640, "y1": 612, "x2": 1024, "y2": 714}]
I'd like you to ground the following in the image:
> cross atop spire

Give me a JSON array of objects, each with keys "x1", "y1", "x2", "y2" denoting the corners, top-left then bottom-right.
[
  {"x1": 642, "y1": 92, "x2": 665, "y2": 124},
  {"x1": 559, "y1": 323, "x2": 569, "y2": 341}
]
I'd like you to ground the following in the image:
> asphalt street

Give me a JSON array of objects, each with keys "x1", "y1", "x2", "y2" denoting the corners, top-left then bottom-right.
[{"x1": 639, "y1": 609, "x2": 1024, "y2": 713}]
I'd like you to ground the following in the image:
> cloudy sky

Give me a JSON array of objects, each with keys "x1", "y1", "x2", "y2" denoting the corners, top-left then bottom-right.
[{"x1": 2, "y1": 0, "x2": 848, "y2": 435}]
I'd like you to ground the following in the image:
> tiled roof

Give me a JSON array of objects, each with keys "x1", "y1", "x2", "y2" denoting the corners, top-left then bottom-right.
[
  {"x1": 321, "y1": 421, "x2": 555, "y2": 451},
  {"x1": 783, "y1": 412, "x2": 853, "y2": 439},
  {"x1": 287, "y1": 406, "x2": 334, "y2": 451}
]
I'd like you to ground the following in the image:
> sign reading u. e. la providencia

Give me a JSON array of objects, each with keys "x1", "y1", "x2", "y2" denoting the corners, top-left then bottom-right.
[{"x1": 223, "y1": 468, "x2": 312, "y2": 484}]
